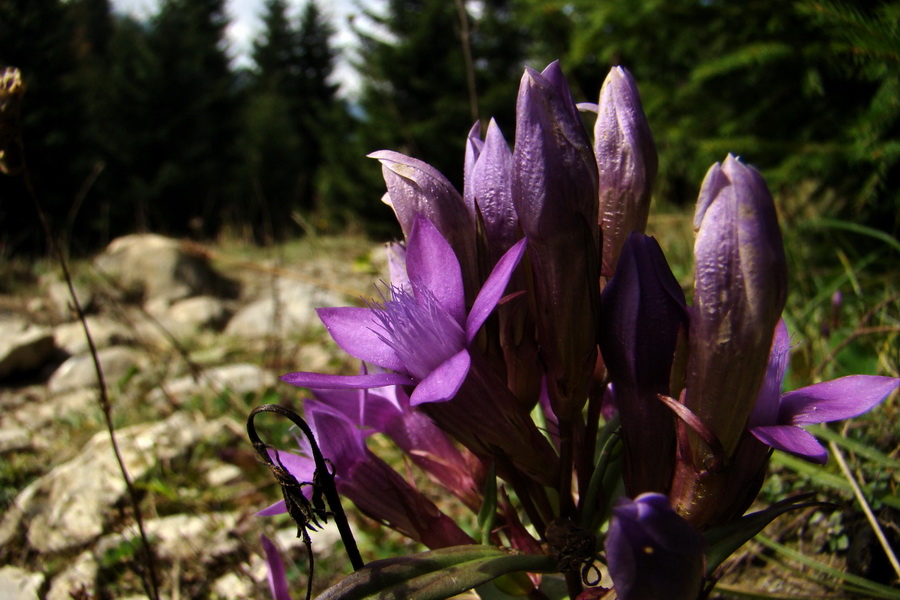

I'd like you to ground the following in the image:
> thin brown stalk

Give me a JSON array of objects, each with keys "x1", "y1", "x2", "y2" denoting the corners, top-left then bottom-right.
[
  {"x1": 454, "y1": 0, "x2": 480, "y2": 124},
  {"x1": 17, "y1": 143, "x2": 161, "y2": 600}
]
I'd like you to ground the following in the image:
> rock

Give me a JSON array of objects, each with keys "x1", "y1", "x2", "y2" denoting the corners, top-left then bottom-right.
[
  {"x1": 45, "y1": 279, "x2": 94, "y2": 321},
  {"x1": 94, "y1": 234, "x2": 237, "y2": 306},
  {"x1": 147, "y1": 363, "x2": 276, "y2": 407},
  {"x1": 166, "y1": 296, "x2": 231, "y2": 332},
  {"x1": 45, "y1": 551, "x2": 97, "y2": 600},
  {"x1": 0, "y1": 426, "x2": 31, "y2": 453},
  {"x1": 0, "y1": 317, "x2": 56, "y2": 380},
  {"x1": 48, "y1": 346, "x2": 146, "y2": 394},
  {"x1": 96, "y1": 512, "x2": 239, "y2": 563},
  {"x1": 54, "y1": 316, "x2": 135, "y2": 356},
  {"x1": 1, "y1": 411, "x2": 230, "y2": 553},
  {"x1": 0, "y1": 565, "x2": 43, "y2": 600},
  {"x1": 9, "y1": 389, "x2": 96, "y2": 433},
  {"x1": 211, "y1": 572, "x2": 256, "y2": 600},
  {"x1": 204, "y1": 461, "x2": 243, "y2": 487},
  {"x1": 224, "y1": 280, "x2": 343, "y2": 340}
]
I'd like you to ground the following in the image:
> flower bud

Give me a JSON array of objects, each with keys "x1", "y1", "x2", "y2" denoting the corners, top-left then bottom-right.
[
  {"x1": 595, "y1": 67, "x2": 658, "y2": 278},
  {"x1": 512, "y1": 61, "x2": 600, "y2": 421},
  {"x1": 685, "y1": 155, "x2": 787, "y2": 459}
]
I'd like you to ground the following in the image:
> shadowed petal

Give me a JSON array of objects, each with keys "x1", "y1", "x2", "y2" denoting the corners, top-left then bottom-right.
[
  {"x1": 410, "y1": 349, "x2": 471, "y2": 406},
  {"x1": 779, "y1": 375, "x2": 900, "y2": 425},
  {"x1": 260, "y1": 535, "x2": 293, "y2": 600},
  {"x1": 748, "y1": 320, "x2": 791, "y2": 427},
  {"x1": 318, "y1": 307, "x2": 404, "y2": 372},
  {"x1": 466, "y1": 238, "x2": 527, "y2": 343},
  {"x1": 750, "y1": 425, "x2": 828, "y2": 464},
  {"x1": 256, "y1": 499, "x2": 287, "y2": 517},
  {"x1": 407, "y1": 216, "x2": 465, "y2": 325}
]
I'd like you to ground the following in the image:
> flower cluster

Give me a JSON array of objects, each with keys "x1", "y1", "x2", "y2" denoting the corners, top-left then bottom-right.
[{"x1": 253, "y1": 62, "x2": 899, "y2": 600}]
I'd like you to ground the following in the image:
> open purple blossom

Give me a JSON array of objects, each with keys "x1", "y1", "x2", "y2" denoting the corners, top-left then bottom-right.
[
  {"x1": 281, "y1": 215, "x2": 525, "y2": 405},
  {"x1": 749, "y1": 321, "x2": 900, "y2": 463},
  {"x1": 605, "y1": 493, "x2": 706, "y2": 600}
]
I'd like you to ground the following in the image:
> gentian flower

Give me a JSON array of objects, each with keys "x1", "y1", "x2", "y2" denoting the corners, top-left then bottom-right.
[
  {"x1": 282, "y1": 216, "x2": 558, "y2": 485},
  {"x1": 605, "y1": 493, "x2": 706, "y2": 600},
  {"x1": 685, "y1": 155, "x2": 788, "y2": 459},
  {"x1": 260, "y1": 401, "x2": 473, "y2": 549},
  {"x1": 749, "y1": 321, "x2": 900, "y2": 464},
  {"x1": 513, "y1": 60, "x2": 600, "y2": 422},
  {"x1": 595, "y1": 67, "x2": 658, "y2": 279},
  {"x1": 311, "y1": 380, "x2": 483, "y2": 510},
  {"x1": 598, "y1": 232, "x2": 687, "y2": 495}
]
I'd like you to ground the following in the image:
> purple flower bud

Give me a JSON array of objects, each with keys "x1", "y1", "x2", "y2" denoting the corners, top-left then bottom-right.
[
  {"x1": 606, "y1": 493, "x2": 706, "y2": 600},
  {"x1": 512, "y1": 61, "x2": 600, "y2": 421},
  {"x1": 685, "y1": 155, "x2": 787, "y2": 459},
  {"x1": 599, "y1": 233, "x2": 687, "y2": 494},
  {"x1": 467, "y1": 119, "x2": 518, "y2": 265},
  {"x1": 595, "y1": 67, "x2": 658, "y2": 278}
]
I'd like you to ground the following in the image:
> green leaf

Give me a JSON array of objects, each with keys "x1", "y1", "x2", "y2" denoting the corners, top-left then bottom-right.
[
  {"x1": 316, "y1": 545, "x2": 557, "y2": 600},
  {"x1": 478, "y1": 463, "x2": 498, "y2": 545},
  {"x1": 704, "y1": 495, "x2": 826, "y2": 576}
]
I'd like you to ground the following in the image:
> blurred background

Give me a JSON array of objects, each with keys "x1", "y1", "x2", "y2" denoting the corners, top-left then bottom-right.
[{"x1": 2, "y1": 0, "x2": 898, "y2": 257}]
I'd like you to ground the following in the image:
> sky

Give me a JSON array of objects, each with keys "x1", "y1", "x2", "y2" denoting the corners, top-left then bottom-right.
[{"x1": 110, "y1": 0, "x2": 383, "y2": 96}]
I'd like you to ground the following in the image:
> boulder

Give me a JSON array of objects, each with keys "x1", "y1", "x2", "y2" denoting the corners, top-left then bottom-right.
[
  {"x1": 48, "y1": 346, "x2": 147, "y2": 394},
  {"x1": 54, "y1": 316, "x2": 135, "y2": 356},
  {"x1": 224, "y1": 279, "x2": 343, "y2": 340},
  {"x1": 0, "y1": 566, "x2": 43, "y2": 600},
  {"x1": 1, "y1": 411, "x2": 233, "y2": 553},
  {"x1": 94, "y1": 234, "x2": 237, "y2": 306},
  {"x1": 0, "y1": 317, "x2": 56, "y2": 380},
  {"x1": 166, "y1": 295, "x2": 232, "y2": 332},
  {"x1": 45, "y1": 551, "x2": 97, "y2": 600},
  {"x1": 147, "y1": 363, "x2": 275, "y2": 407},
  {"x1": 96, "y1": 512, "x2": 239, "y2": 563}
]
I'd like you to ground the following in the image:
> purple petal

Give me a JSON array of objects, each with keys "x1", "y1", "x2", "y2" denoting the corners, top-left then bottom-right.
[
  {"x1": 406, "y1": 216, "x2": 466, "y2": 325},
  {"x1": 750, "y1": 425, "x2": 828, "y2": 464},
  {"x1": 464, "y1": 121, "x2": 484, "y2": 200},
  {"x1": 779, "y1": 375, "x2": 900, "y2": 425},
  {"x1": 267, "y1": 448, "x2": 315, "y2": 483},
  {"x1": 466, "y1": 238, "x2": 527, "y2": 343},
  {"x1": 260, "y1": 535, "x2": 293, "y2": 600},
  {"x1": 748, "y1": 320, "x2": 791, "y2": 427},
  {"x1": 409, "y1": 349, "x2": 471, "y2": 406},
  {"x1": 280, "y1": 371, "x2": 414, "y2": 390},
  {"x1": 256, "y1": 499, "x2": 287, "y2": 517},
  {"x1": 318, "y1": 307, "x2": 404, "y2": 372},
  {"x1": 386, "y1": 241, "x2": 411, "y2": 294},
  {"x1": 312, "y1": 385, "x2": 402, "y2": 434},
  {"x1": 305, "y1": 402, "x2": 368, "y2": 463}
]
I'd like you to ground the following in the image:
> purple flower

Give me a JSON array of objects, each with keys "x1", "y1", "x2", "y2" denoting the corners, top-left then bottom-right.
[
  {"x1": 749, "y1": 321, "x2": 900, "y2": 464},
  {"x1": 595, "y1": 67, "x2": 658, "y2": 279},
  {"x1": 605, "y1": 493, "x2": 706, "y2": 600},
  {"x1": 282, "y1": 216, "x2": 558, "y2": 485},
  {"x1": 260, "y1": 401, "x2": 473, "y2": 549},
  {"x1": 311, "y1": 379, "x2": 483, "y2": 510},
  {"x1": 598, "y1": 232, "x2": 687, "y2": 494},
  {"x1": 282, "y1": 215, "x2": 524, "y2": 405},
  {"x1": 513, "y1": 60, "x2": 600, "y2": 421},
  {"x1": 685, "y1": 155, "x2": 788, "y2": 458}
]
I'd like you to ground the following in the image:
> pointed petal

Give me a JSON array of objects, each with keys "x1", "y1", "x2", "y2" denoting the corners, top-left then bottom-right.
[
  {"x1": 466, "y1": 238, "x2": 527, "y2": 343},
  {"x1": 406, "y1": 216, "x2": 466, "y2": 324},
  {"x1": 256, "y1": 499, "x2": 287, "y2": 517},
  {"x1": 750, "y1": 425, "x2": 828, "y2": 464},
  {"x1": 472, "y1": 119, "x2": 518, "y2": 260},
  {"x1": 409, "y1": 350, "x2": 471, "y2": 406},
  {"x1": 260, "y1": 535, "x2": 294, "y2": 600},
  {"x1": 318, "y1": 307, "x2": 405, "y2": 371},
  {"x1": 779, "y1": 375, "x2": 900, "y2": 425},
  {"x1": 748, "y1": 319, "x2": 791, "y2": 427},
  {"x1": 280, "y1": 371, "x2": 414, "y2": 390}
]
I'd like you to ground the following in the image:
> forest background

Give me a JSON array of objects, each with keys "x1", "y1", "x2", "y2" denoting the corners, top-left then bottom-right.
[{"x1": 1, "y1": 0, "x2": 898, "y2": 258}]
